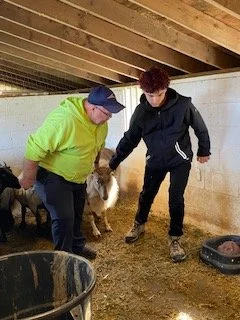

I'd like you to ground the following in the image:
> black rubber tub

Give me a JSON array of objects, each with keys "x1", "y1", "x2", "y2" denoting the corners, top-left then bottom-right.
[
  {"x1": 0, "y1": 250, "x2": 96, "y2": 320},
  {"x1": 200, "y1": 235, "x2": 240, "y2": 275}
]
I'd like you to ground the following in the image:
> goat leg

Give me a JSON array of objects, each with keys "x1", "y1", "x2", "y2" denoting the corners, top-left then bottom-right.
[
  {"x1": 46, "y1": 211, "x2": 51, "y2": 228},
  {"x1": 0, "y1": 228, "x2": 7, "y2": 243},
  {"x1": 35, "y1": 207, "x2": 42, "y2": 230},
  {"x1": 19, "y1": 204, "x2": 27, "y2": 229},
  {"x1": 38, "y1": 204, "x2": 51, "y2": 228},
  {"x1": 102, "y1": 210, "x2": 113, "y2": 232},
  {"x1": 89, "y1": 212, "x2": 102, "y2": 237}
]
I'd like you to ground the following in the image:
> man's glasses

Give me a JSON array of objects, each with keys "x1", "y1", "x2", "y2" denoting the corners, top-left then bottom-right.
[{"x1": 97, "y1": 107, "x2": 112, "y2": 119}]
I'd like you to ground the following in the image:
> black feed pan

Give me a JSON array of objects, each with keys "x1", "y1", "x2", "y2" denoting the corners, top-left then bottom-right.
[{"x1": 200, "y1": 235, "x2": 240, "y2": 275}]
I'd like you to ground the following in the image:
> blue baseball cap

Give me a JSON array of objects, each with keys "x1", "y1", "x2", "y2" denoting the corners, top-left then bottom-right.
[{"x1": 88, "y1": 86, "x2": 125, "y2": 113}]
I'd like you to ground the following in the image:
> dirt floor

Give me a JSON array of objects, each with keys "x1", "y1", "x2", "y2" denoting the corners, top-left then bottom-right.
[{"x1": 1, "y1": 193, "x2": 240, "y2": 320}]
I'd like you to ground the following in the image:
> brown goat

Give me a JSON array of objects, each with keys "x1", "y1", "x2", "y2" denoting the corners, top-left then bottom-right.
[{"x1": 85, "y1": 148, "x2": 119, "y2": 237}]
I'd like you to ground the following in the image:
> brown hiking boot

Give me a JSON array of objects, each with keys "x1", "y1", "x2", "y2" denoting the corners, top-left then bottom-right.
[
  {"x1": 169, "y1": 236, "x2": 187, "y2": 262},
  {"x1": 125, "y1": 221, "x2": 145, "y2": 243}
]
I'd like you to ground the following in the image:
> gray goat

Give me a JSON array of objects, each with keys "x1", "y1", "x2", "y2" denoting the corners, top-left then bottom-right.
[{"x1": 14, "y1": 187, "x2": 51, "y2": 230}]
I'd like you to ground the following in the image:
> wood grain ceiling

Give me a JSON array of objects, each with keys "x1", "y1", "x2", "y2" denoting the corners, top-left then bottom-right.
[{"x1": 0, "y1": 0, "x2": 240, "y2": 94}]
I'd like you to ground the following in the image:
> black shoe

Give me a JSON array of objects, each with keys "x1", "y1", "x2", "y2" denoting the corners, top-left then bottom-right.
[{"x1": 73, "y1": 245, "x2": 97, "y2": 260}]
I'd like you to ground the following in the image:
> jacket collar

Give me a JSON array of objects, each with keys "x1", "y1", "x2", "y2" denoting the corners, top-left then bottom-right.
[{"x1": 140, "y1": 88, "x2": 179, "y2": 112}]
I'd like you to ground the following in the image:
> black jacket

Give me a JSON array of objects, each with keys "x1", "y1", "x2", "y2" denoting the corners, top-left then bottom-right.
[{"x1": 110, "y1": 88, "x2": 211, "y2": 170}]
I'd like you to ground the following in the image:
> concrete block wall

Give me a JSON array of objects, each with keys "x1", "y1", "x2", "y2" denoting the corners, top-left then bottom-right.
[{"x1": 0, "y1": 71, "x2": 239, "y2": 235}]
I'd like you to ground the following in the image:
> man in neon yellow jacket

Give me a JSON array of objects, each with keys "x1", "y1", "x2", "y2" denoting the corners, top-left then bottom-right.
[{"x1": 18, "y1": 86, "x2": 125, "y2": 259}]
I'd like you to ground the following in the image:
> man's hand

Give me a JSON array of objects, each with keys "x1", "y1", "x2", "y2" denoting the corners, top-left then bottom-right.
[
  {"x1": 197, "y1": 156, "x2": 210, "y2": 164},
  {"x1": 18, "y1": 158, "x2": 39, "y2": 189},
  {"x1": 18, "y1": 171, "x2": 35, "y2": 189}
]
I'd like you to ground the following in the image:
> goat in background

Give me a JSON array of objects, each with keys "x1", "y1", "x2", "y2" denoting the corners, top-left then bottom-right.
[
  {"x1": 85, "y1": 148, "x2": 119, "y2": 237},
  {"x1": 0, "y1": 163, "x2": 21, "y2": 242}
]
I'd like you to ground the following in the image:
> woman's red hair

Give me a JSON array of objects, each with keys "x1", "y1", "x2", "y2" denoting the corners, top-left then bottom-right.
[{"x1": 139, "y1": 67, "x2": 170, "y2": 93}]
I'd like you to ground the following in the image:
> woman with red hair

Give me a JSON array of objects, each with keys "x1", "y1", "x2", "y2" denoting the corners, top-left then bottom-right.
[{"x1": 109, "y1": 67, "x2": 211, "y2": 262}]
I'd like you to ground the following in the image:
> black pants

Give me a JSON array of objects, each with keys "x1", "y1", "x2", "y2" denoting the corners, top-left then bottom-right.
[
  {"x1": 135, "y1": 161, "x2": 191, "y2": 237},
  {"x1": 35, "y1": 167, "x2": 86, "y2": 252}
]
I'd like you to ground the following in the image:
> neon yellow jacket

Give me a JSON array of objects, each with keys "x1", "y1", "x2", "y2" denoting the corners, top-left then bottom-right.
[{"x1": 25, "y1": 97, "x2": 108, "y2": 183}]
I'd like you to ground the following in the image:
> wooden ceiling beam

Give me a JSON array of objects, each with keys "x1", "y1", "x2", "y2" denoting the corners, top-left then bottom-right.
[
  {"x1": 0, "y1": 2, "x2": 181, "y2": 76},
  {"x1": 0, "y1": 19, "x2": 140, "y2": 80},
  {"x1": 0, "y1": 33, "x2": 128, "y2": 83},
  {"x1": 203, "y1": 0, "x2": 240, "y2": 19},
  {"x1": 0, "y1": 73, "x2": 56, "y2": 91},
  {"x1": 128, "y1": 0, "x2": 240, "y2": 54},
  {"x1": 1, "y1": 69, "x2": 66, "y2": 91},
  {"x1": 0, "y1": 43, "x2": 113, "y2": 85},
  {"x1": 3, "y1": 0, "x2": 214, "y2": 73},
  {"x1": 0, "y1": 60, "x2": 83, "y2": 89},
  {"x1": 0, "y1": 53, "x2": 96, "y2": 87},
  {"x1": 61, "y1": 0, "x2": 238, "y2": 69},
  {"x1": 0, "y1": 64, "x2": 76, "y2": 90},
  {"x1": 0, "y1": 60, "x2": 79, "y2": 87}
]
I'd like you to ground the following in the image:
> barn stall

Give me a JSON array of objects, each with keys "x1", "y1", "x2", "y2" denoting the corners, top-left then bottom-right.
[
  {"x1": 1, "y1": 0, "x2": 240, "y2": 319},
  {"x1": 1, "y1": 73, "x2": 240, "y2": 319}
]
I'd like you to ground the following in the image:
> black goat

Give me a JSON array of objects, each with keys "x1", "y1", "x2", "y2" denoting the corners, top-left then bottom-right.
[
  {"x1": 0, "y1": 164, "x2": 21, "y2": 242},
  {"x1": 0, "y1": 164, "x2": 21, "y2": 193}
]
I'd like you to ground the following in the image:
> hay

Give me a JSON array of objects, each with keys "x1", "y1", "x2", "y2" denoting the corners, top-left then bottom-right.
[{"x1": 1, "y1": 193, "x2": 240, "y2": 320}]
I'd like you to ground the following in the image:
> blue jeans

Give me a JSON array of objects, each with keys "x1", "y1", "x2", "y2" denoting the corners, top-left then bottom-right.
[
  {"x1": 135, "y1": 161, "x2": 191, "y2": 237},
  {"x1": 35, "y1": 167, "x2": 86, "y2": 252}
]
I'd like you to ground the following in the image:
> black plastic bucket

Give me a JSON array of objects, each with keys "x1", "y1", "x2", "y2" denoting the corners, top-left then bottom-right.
[
  {"x1": 0, "y1": 250, "x2": 96, "y2": 320},
  {"x1": 200, "y1": 235, "x2": 240, "y2": 274}
]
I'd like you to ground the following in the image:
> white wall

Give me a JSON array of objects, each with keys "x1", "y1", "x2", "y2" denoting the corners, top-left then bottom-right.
[{"x1": 0, "y1": 71, "x2": 239, "y2": 235}]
